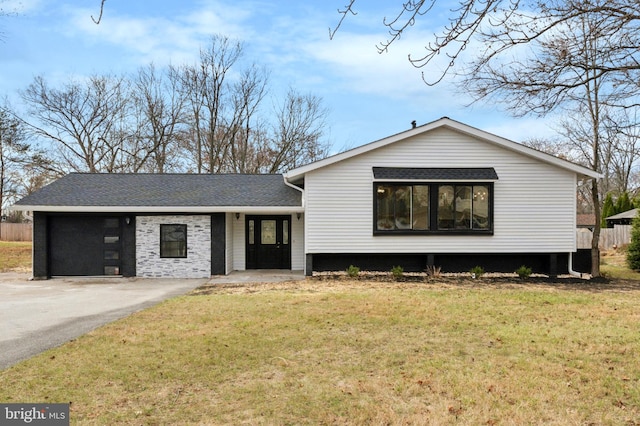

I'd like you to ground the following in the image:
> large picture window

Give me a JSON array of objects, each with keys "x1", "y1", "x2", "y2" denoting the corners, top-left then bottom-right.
[
  {"x1": 160, "y1": 224, "x2": 187, "y2": 258},
  {"x1": 374, "y1": 183, "x2": 493, "y2": 234},
  {"x1": 376, "y1": 185, "x2": 430, "y2": 231}
]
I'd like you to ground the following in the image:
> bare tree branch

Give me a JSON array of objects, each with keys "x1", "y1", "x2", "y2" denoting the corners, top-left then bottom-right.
[
  {"x1": 329, "y1": 0, "x2": 357, "y2": 40},
  {"x1": 92, "y1": 0, "x2": 106, "y2": 25}
]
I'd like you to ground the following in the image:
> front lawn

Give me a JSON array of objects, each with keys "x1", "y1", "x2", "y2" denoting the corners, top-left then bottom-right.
[
  {"x1": 0, "y1": 241, "x2": 31, "y2": 272},
  {"x1": 1, "y1": 279, "x2": 639, "y2": 424},
  {"x1": 601, "y1": 247, "x2": 640, "y2": 280}
]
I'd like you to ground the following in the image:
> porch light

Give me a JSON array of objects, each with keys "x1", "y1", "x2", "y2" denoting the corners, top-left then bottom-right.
[{"x1": 235, "y1": 213, "x2": 240, "y2": 220}]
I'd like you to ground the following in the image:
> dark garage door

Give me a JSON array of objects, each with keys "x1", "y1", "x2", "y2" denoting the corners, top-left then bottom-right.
[{"x1": 49, "y1": 216, "x2": 122, "y2": 276}]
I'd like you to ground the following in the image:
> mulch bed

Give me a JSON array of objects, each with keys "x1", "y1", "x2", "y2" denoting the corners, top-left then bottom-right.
[{"x1": 192, "y1": 273, "x2": 640, "y2": 295}]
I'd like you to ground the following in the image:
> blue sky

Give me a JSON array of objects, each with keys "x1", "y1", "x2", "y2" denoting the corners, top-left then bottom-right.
[{"x1": 0, "y1": 0, "x2": 557, "y2": 153}]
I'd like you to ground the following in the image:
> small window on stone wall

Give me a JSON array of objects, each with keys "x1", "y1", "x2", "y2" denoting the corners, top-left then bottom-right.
[{"x1": 160, "y1": 224, "x2": 187, "y2": 258}]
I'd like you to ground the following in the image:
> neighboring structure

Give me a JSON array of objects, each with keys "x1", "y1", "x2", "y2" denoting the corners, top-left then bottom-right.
[
  {"x1": 13, "y1": 117, "x2": 600, "y2": 279},
  {"x1": 605, "y1": 208, "x2": 638, "y2": 227},
  {"x1": 576, "y1": 213, "x2": 596, "y2": 230}
]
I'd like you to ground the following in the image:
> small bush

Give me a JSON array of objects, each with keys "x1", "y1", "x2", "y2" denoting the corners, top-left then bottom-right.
[
  {"x1": 346, "y1": 265, "x2": 360, "y2": 278},
  {"x1": 470, "y1": 266, "x2": 484, "y2": 279},
  {"x1": 426, "y1": 265, "x2": 442, "y2": 278},
  {"x1": 516, "y1": 265, "x2": 532, "y2": 279},
  {"x1": 391, "y1": 265, "x2": 404, "y2": 280}
]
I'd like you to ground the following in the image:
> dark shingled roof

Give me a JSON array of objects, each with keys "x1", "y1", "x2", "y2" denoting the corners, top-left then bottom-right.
[
  {"x1": 15, "y1": 173, "x2": 301, "y2": 207},
  {"x1": 372, "y1": 167, "x2": 498, "y2": 181}
]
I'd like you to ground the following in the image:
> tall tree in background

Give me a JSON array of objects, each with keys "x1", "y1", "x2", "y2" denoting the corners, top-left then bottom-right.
[
  {"x1": 0, "y1": 103, "x2": 53, "y2": 223},
  {"x1": 0, "y1": 106, "x2": 27, "y2": 217},
  {"x1": 18, "y1": 39, "x2": 330, "y2": 175},
  {"x1": 22, "y1": 75, "x2": 130, "y2": 173},
  {"x1": 226, "y1": 64, "x2": 269, "y2": 173},
  {"x1": 268, "y1": 89, "x2": 330, "y2": 173},
  {"x1": 132, "y1": 64, "x2": 188, "y2": 173},
  {"x1": 179, "y1": 35, "x2": 246, "y2": 174}
]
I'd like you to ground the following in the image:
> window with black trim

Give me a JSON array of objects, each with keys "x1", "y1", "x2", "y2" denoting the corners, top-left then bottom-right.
[
  {"x1": 374, "y1": 183, "x2": 493, "y2": 234},
  {"x1": 376, "y1": 184, "x2": 430, "y2": 231},
  {"x1": 160, "y1": 224, "x2": 187, "y2": 258}
]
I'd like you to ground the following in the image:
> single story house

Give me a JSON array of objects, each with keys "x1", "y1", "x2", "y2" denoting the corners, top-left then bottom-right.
[{"x1": 13, "y1": 117, "x2": 600, "y2": 279}]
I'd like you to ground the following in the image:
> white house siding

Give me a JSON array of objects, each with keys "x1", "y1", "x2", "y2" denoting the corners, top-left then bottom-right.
[
  {"x1": 291, "y1": 214, "x2": 304, "y2": 271},
  {"x1": 136, "y1": 215, "x2": 211, "y2": 278},
  {"x1": 232, "y1": 213, "x2": 246, "y2": 271},
  {"x1": 225, "y1": 212, "x2": 234, "y2": 274},
  {"x1": 304, "y1": 127, "x2": 577, "y2": 255}
]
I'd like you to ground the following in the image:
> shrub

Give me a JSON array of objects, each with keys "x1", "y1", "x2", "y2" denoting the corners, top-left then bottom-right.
[
  {"x1": 627, "y1": 214, "x2": 640, "y2": 270},
  {"x1": 391, "y1": 265, "x2": 404, "y2": 280},
  {"x1": 516, "y1": 265, "x2": 532, "y2": 279},
  {"x1": 470, "y1": 266, "x2": 484, "y2": 279},
  {"x1": 346, "y1": 265, "x2": 360, "y2": 278},
  {"x1": 426, "y1": 265, "x2": 442, "y2": 278}
]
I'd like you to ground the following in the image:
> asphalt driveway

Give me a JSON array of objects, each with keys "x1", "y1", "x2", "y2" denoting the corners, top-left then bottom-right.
[{"x1": 0, "y1": 273, "x2": 208, "y2": 370}]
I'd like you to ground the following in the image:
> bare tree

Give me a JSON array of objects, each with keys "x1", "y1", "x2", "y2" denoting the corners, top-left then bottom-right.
[
  {"x1": 333, "y1": 1, "x2": 640, "y2": 87},
  {"x1": 0, "y1": 106, "x2": 27, "y2": 218},
  {"x1": 179, "y1": 35, "x2": 243, "y2": 174},
  {"x1": 0, "y1": 103, "x2": 53, "y2": 227},
  {"x1": 226, "y1": 64, "x2": 269, "y2": 173},
  {"x1": 132, "y1": 64, "x2": 188, "y2": 173},
  {"x1": 268, "y1": 89, "x2": 331, "y2": 173},
  {"x1": 22, "y1": 75, "x2": 131, "y2": 173},
  {"x1": 591, "y1": 109, "x2": 640, "y2": 198}
]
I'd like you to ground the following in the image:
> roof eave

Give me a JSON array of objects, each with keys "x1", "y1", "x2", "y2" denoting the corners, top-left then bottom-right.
[{"x1": 10, "y1": 205, "x2": 305, "y2": 213}]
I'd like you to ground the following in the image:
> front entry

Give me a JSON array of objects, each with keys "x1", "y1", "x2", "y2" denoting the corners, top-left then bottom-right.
[{"x1": 246, "y1": 215, "x2": 291, "y2": 269}]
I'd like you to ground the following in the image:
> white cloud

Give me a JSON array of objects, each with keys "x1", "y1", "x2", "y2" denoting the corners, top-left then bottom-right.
[
  {"x1": 299, "y1": 27, "x2": 470, "y2": 111},
  {"x1": 60, "y1": 1, "x2": 255, "y2": 67}
]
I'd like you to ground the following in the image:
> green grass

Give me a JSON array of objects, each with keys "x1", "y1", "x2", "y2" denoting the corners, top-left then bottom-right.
[
  {"x1": 0, "y1": 241, "x2": 31, "y2": 272},
  {"x1": 1, "y1": 281, "x2": 639, "y2": 425},
  {"x1": 601, "y1": 248, "x2": 640, "y2": 280}
]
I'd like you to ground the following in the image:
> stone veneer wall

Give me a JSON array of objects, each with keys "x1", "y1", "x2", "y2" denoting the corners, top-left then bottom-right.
[{"x1": 136, "y1": 215, "x2": 211, "y2": 278}]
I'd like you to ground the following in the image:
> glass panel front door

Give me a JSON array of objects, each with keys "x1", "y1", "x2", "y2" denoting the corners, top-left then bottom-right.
[
  {"x1": 261, "y1": 220, "x2": 277, "y2": 244},
  {"x1": 246, "y1": 215, "x2": 291, "y2": 269}
]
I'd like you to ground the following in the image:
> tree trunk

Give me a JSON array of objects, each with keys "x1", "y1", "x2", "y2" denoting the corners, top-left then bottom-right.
[{"x1": 591, "y1": 178, "x2": 601, "y2": 277}]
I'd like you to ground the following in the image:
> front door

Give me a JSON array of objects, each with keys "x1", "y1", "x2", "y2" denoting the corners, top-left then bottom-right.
[{"x1": 246, "y1": 215, "x2": 291, "y2": 269}]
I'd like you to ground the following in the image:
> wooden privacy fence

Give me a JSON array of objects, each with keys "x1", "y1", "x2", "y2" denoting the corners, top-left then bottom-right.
[
  {"x1": 577, "y1": 225, "x2": 631, "y2": 250},
  {"x1": 0, "y1": 223, "x2": 33, "y2": 241}
]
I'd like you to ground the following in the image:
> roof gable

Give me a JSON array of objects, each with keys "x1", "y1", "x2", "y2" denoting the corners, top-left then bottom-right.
[
  {"x1": 14, "y1": 173, "x2": 302, "y2": 212},
  {"x1": 285, "y1": 117, "x2": 601, "y2": 181}
]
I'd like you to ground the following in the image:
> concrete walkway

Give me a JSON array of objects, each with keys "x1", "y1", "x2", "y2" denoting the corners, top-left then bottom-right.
[
  {"x1": 207, "y1": 269, "x2": 305, "y2": 284},
  {"x1": 0, "y1": 270, "x2": 304, "y2": 370}
]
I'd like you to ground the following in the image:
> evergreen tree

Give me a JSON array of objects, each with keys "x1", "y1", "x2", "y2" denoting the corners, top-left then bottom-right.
[
  {"x1": 626, "y1": 214, "x2": 640, "y2": 270},
  {"x1": 601, "y1": 193, "x2": 615, "y2": 229},
  {"x1": 615, "y1": 192, "x2": 633, "y2": 215}
]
